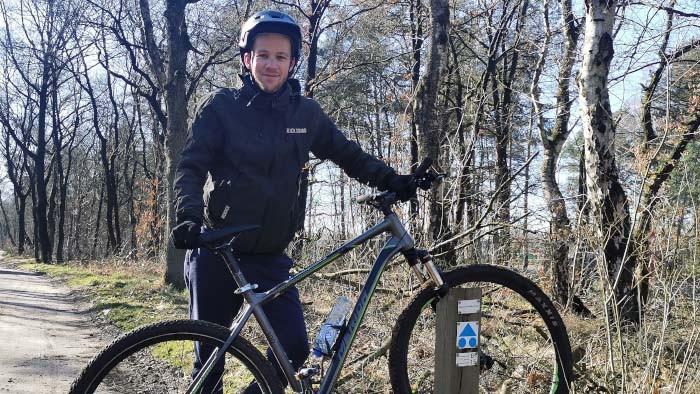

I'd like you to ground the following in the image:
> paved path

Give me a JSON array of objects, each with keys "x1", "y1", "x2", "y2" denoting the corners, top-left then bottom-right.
[{"x1": 0, "y1": 257, "x2": 108, "y2": 393}]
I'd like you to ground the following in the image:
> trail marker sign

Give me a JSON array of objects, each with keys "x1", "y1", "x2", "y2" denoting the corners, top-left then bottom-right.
[
  {"x1": 457, "y1": 321, "x2": 479, "y2": 349},
  {"x1": 435, "y1": 287, "x2": 481, "y2": 394}
]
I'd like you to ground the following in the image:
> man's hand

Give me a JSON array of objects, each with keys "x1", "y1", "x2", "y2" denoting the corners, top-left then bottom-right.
[
  {"x1": 385, "y1": 174, "x2": 417, "y2": 202},
  {"x1": 171, "y1": 219, "x2": 202, "y2": 249}
]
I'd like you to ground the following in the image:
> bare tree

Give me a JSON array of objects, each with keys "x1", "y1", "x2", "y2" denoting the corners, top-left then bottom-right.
[
  {"x1": 87, "y1": 0, "x2": 238, "y2": 286},
  {"x1": 414, "y1": 0, "x2": 449, "y2": 241},
  {"x1": 632, "y1": 2, "x2": 700, "y2": 306},
  {"x1": 0, "y1": 127, "x2": 31, "y2": 254},
  {"x1": 0, "y1": 188, "x2": 15, "y2": 247},
  {"x1": 577, "y1": 0, "x2": 640, "y2": 324},
  {"x1": 0, "y1": 0, "x2": 82, "y2": 263},
  {"x1": 48, "y1": 69, "x2": 84, "y2": 263},
  {"x1": 488, "y1": 0, "x2": 531, "y2": 262},
  {"x1": 532, "y1": 0, "x2": 583, "y2": 308},
  {"x1": 71, "y1": 31, "x2": 124, "y2": 254}
]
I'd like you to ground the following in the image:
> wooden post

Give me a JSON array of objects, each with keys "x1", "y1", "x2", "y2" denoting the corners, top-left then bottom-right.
[{"x1": 435, "y1": 287, "x2": 481, "y2": 393}]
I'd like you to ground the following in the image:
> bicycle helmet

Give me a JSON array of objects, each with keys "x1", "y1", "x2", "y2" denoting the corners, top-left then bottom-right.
[{"x1": 239, "y1": 10, "x2": 302, "y2": 63}]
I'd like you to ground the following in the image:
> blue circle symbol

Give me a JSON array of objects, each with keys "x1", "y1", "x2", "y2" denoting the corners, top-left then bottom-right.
[
  {"x1": 469, "y1": 337, "x2": 477, "y2": 347},
  {"x1": 458, "y1": 338, "x2": 467, "y2": 348}
]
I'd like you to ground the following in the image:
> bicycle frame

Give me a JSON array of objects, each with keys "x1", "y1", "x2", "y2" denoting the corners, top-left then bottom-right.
[{"x1": 188, "y1": 211, "x2": 415, "y2": 394}]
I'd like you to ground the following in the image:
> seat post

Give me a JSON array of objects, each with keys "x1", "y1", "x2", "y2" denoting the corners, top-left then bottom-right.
[{"x1": 213, "y1": 246, "x2": 254, "y2": 293}]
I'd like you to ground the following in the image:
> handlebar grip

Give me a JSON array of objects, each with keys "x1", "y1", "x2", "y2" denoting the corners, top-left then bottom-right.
[
  {"x1": 355, "y1": 194, "x2": 375, "y2": 204},
  {"x1": 414, "y1": 158, "x2": 433, "y2": 177}
]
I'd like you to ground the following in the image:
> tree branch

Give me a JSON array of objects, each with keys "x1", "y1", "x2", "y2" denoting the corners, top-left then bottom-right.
[
  {"x1": 186, "y1": 43, "x2": 237, "y2": 101},
  {"x1": 631, "y1": 2, "x2": 700, "y2": 18},
  {"x1": 429, "y1": 152, "x2": 539, "y2": 253}
]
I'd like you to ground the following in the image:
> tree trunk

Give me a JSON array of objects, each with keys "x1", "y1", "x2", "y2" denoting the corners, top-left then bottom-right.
[
  {"x1": 48, "y1": 165, "x2": 58, "y2": 254},
  {"x1": 51, "y1": 81, "x2": 65, "y2": 263},
  {"x1": 536, "y1": 0, "x2": 579, "y2": 306},
  {"x1": 163, "y1": 0, "x2": 191, "y2": 289},
  {"x1": 304, "y1": 0, "x2": 325, "y2": 98},
  {"x1": 2, "y1": 140, "x2": 30, "y2": 255},
  {"x1": 69, "y1": 163, "x2": 86, "y2": 260},
  {"x1": 632, "y1": 4, "x2": 700, "y2": 307},
  {"x1": 409, "y1": 0, "x2": 423, "y2": 223},
  {"x1": 35, "y1": 61, "x2": 52, "y2": 263},
  {"x1": 77, "y1": 34, "x2": 122, "y2": 255},
  {"x1": 91, "y1": 184, "x2": 105, "y2": 258},
  {"x1": 493, "y1": 129, "x2": 510, "y2": 259},
  {"x1": 577, "y1": 0, "x2": 638, "y2": 325},
  {"x1": 414, "y1": 0, "x2": 449, "y2": 242},
  {"x1": 493, "y1": 0, "x2": 530, "y2": 263},
  {"x1": 575, "y1": 149, "x2": 595, "y2": 290},
  {"x1": 634, "y1": 115, "x2": 699, "y2": 304},
  {"x1": 104, "y1": 49, "x2": 123, "y2": 251},
  {"x1": 0, "y1": 190, "x2": 15, "y2": 247},
  {"x1": 31, "y1": 186, "x2": 39, "y2": 261}
]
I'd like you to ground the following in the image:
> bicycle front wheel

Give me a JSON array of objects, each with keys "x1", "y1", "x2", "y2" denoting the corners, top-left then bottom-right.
[
  {"x1": 389, "y1": 264, "x2": 573, "y2": 393},
  {"x1": 70, "y1": 319, "x2": 283, "y2": 394}
]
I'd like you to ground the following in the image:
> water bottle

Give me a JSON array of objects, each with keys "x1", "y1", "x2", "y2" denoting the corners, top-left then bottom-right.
[{"x1": 312, "y1": 296, "x2": 353, "y2": 358}]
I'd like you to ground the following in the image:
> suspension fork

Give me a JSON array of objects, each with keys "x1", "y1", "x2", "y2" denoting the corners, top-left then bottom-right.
[{"x1": 402, "y1": 248, "x2": 449, "y2": 298}]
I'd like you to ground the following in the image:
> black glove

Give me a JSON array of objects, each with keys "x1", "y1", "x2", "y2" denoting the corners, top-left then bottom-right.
[
  {"x1": 384, "y1": 174, "x2": 417, "y2": 202},
  {"x1": 171, "y1": 219, "x2": 202, "y2": 249}
]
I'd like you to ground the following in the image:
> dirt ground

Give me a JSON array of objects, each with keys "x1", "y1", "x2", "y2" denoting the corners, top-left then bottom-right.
[{"x1": 0, "y1": 254, "x2": 111, "y2": 393}]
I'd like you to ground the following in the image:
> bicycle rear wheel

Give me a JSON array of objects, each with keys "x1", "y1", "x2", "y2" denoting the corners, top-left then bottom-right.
[
  {"x1": 389, "y1": 265, "x2": 573, "y2": 393},
  {"x1": 70, "y1": 319, "x2": 283, "y2": 394}
]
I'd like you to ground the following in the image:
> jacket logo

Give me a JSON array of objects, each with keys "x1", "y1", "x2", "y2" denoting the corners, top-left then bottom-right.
[{"x1": 287, "y1": 128, "x2": 307, "y2": 134}]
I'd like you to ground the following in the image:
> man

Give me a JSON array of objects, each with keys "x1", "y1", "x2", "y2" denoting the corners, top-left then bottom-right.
[{"x1": 171, "y1": 10, "x2": 415, "y2": 393}]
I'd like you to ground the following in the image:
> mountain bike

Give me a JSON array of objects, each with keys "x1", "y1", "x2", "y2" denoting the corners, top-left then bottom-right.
[{"x1": 69, "y1": 158, "x2": 573, "y2": 393}]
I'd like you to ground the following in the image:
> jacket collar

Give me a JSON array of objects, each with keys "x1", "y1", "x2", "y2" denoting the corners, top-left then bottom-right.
[{"x1": 240, "y1": 74, "x2": 301, "y2": 110}]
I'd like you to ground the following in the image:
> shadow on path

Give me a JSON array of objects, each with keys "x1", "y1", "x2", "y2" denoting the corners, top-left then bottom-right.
[{"x1": 0, "y1": 261, "x2": 109, "y2": 394}]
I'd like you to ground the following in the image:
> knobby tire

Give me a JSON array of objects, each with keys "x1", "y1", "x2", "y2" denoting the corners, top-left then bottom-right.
[
  {"x1": 69, "y1": 319, "x2": 283, "y2": 394},
  {"x1": 388, "y1": 264, "x2": 573, "y2": 393}
]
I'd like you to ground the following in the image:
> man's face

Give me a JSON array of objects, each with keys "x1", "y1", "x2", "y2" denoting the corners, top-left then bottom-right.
[{"x1": 243, "y1": 33, "x2": 296, "y2": 93}]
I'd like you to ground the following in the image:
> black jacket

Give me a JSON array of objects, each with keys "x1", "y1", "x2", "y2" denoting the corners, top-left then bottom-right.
[{"x1": 174, "y1": 76, "x2": 396, "y2": 254}]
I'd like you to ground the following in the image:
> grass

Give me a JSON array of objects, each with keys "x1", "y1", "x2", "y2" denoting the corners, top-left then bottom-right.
[
  {"x1": 151, "y1": 341, "x2": 195, "y2": 370},
  {"x1": 16, "y1": 257, "x2": 188, "y2": 331},
  {"x1": 11, "y1": 256, "x2": 199, "y2": 389},
  {"x1": 11, "y1": 256, "x2": 259, "y2": 392},
  {"x1": 8, "y1": 250, "x2": 698, "y2": 393}
]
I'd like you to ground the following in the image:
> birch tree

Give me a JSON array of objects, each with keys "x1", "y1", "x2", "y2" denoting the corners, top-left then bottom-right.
[{"x1": 577, "y1": 0, "x2": 639, "y2": 324}]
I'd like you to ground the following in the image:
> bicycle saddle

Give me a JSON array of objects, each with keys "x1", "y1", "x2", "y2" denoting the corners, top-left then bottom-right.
[{"x1": 198, "y1": 224, "x2": 261, "y2": 248}]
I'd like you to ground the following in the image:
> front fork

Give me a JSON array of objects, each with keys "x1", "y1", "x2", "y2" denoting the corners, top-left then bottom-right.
[
  {"x1": 403, "y1": 248, "x2": 449, "y2": 298},
  {"x1": 405, "y1": 249, "x2": 495, "y2": 373}
]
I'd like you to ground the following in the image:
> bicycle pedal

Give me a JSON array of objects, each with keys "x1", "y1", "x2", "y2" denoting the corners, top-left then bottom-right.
[{"x1": 295, "y1": 367, "x2": 319, "y2": 380}]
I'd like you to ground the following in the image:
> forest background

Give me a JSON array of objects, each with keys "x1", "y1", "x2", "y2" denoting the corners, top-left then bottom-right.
[{"x1": 0, "y1": 0, "x2": 698, "y2": 392}]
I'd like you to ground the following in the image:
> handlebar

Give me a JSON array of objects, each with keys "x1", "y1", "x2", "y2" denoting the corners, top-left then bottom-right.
[
  {"x1": 182, "y1": 159, "x2": 442, "y2": 250},
  {"x1": 414, "y1": 157, "x2": 433, "y2": 178},
  {"x1": 355, "y1": 193, "x2": 377, "y2": 204},
  {"x1": 355, "y1": 157, "x2": 445, "y2": 207}
]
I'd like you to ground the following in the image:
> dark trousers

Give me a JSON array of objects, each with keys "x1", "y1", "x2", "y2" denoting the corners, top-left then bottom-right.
[{"x1": 185, "y1": 247, "x2": 309, "y2": 394}]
